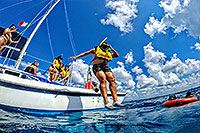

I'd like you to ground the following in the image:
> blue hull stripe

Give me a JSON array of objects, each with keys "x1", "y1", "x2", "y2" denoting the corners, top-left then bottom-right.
[{"x1": 0, "y1": 103, "x2": 107, "y2": 115}]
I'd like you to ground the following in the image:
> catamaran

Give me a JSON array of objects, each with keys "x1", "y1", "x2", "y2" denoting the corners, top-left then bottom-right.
[{"x1": 0, "y1": 0, "x2": 126, "y2": 114}]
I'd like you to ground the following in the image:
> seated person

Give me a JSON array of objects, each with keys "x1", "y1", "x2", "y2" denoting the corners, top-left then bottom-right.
[
  {"x1": 56, "y1": 64, "x2": 71, "y2": 83},
  {"x1": 185, "y1": 91, "x2": 194, "y2": 98},
  {"x1": 168, "y1": 94, "x2": 177, "y2": 100},
  {"x1": 0, "y1": 24, "x2": 19, "y2": 52},
  {"x1": 24, "y1": 61, "x2": 39, "y2": 76}
]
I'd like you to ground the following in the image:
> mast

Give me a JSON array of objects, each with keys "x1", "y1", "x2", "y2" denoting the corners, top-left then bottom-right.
[{"x1": 14, "y1": 0, "x2": 60, "y2": 69}]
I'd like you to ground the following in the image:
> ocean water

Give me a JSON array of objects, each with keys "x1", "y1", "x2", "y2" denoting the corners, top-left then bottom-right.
[{"x1": 1, "y1": 88, "x2": 200, "y2": 133}]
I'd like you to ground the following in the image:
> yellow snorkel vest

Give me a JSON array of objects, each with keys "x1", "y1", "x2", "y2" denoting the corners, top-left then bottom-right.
[
  {"x1": 95, "y1": 46, "x2": 112, "y2": 61},
  {"x1": 60, "y1": 68, "x2": 70, "y2": 78},
  {"x1": 55, "y1": 59, "x2": 61, "y2": 69}
]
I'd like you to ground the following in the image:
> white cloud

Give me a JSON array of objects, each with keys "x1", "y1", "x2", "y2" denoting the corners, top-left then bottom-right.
[
  {"x1": 124, "y1": 50, "x2": 134, "y2": 64},
  {"x1": 136, "y1": 74, "x2": 158, "y2": 89},
  {"x1": 144, "y1": 0, "x2": 200, "y2": 39},
  {"x1": 162, "y1": 54, "x2": 187, "y2": 76},
  {"x1": 193, "y1": 42, "x2": 200, "y2": 50},
  {"x1": 20, "y1": 61, "x2": 31, "y2": 69},
  {"x1": 37, "y1": 72, "x2": 46, "y2": 78},
  {"x1": 132, "y1": 66, "x2": 143, "y2": 74},
  {"x1": 101, "y1": 0, "x2": 139, "y2": 34},
  {"x1": 144, "y1": 17, "x2": 167, "y2": 38},
  {"x1": 135, "y1": 42, "x2": 200, "y2": 93},
  {"x1": 70, "y1": 59, "x2": 94, "y2": 85},
  {"x1": 112, "y1": 61, "x2": 135, "y2": 89},
  {"x1": 135, "y1": 42, "x2": 181, "y2": 90}
]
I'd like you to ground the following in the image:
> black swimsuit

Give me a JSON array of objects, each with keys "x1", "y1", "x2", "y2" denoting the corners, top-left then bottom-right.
[
  {"x1": 92, "y1": 63, "x2": 112, "y2": 75},
  {"x1": 92, "y1": 46, "x2": 112, "y2": 75},
  {"x1": 25, "y1": 66, "x2": 34, "y2": 74}
]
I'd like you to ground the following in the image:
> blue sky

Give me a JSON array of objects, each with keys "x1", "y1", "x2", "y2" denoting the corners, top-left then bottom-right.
[{"x1": 0, "y1": 0, "x2": 200, "y2": 96}]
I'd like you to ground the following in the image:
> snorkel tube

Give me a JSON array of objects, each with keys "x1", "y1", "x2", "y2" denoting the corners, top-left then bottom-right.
[
  {"x1": 99, "y1": 37, "x2": 111, "y2": 51},
  {"x1": 100, "y1": 37, "x2": 107, "y2": 46}
]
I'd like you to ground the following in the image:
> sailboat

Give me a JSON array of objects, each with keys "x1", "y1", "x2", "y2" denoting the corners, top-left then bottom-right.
[{"x1": 0, "y1": 0, "x2": 126, "y2": 114}]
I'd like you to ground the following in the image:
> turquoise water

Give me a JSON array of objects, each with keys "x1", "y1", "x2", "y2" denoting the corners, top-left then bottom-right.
[{"x1": 1, "y1": 89, "x2": 200, "y2": 132}]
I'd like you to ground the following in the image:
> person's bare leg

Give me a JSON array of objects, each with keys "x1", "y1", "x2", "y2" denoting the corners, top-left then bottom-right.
[
  {"x1": 53, "y1": 70, "x2": 59, "y2": 82},
  {"x1": 95, "y1": 71, "x2": 109, "y2": 104},
  {"x1": 105, "y1": 72, "x2": 118, "y2": 102},
  {"x1": 48, "y1": 67, "x2": 53, "y2": 81},
  {"x1": 0, "y1": 37, "x2": 7, "y2": 52},
  {"x1": 0, "y1": 46, "x2": 4, "y2": 52}
]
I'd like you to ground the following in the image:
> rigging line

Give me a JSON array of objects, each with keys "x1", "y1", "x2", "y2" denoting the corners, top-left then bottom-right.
[
  {"x1": 63, "y1": 0, "x2": 77, "y2": 56},
  {"x1": 5, "y1": 0, "x2": 54, "y2": 62},
  {"x1": 1, "y1": 0, "x2": 49, "y2": 26},
  {"x1": 5, "y1": 0, "x2": 53, "y2": 48},
  {"x1": 11, "y1": 0, "x2": 54, "y2": 40},
  {"x1": 1, "y1": 0, "x2": 53, "y2": 66},
  {"x1": 0, "y1": 28, "x2": 28, "y2": 55},
  {"x1": 20, "y1": 0, "x2": 54, "y2": 36},
  {"x1": 23, "y1": 11, "x2": 47, "y2": 30},
  {"x1": 46, "y1": 18, "x2": 55, "y2": 59},
  {"x1": 19, "y1": 15, "x2": 44, "y2": 35},
  {"x1": 37, "y1": 67, "x2": 47, "y2": 72},
  {"x1": 0, "y1": 0, "x2": 33, "y2": 12},
  {"x1": 63, "y1": 0, "x2": 77, "y2": 87},
  {"x1": 25, "y1": 0, "x2": 53, "y2": 28},
  {"x1": 15, "y1": 0, "x2": 60, "y2": 69},
  {"x1": 8, "y1": 1, "x2": 55, "y2": 64},
  {"x1": 26, "y1": 54, "x2": 52, "y2": 64},
  {"x1": 0, "y1": 29, "x2": 26, "y2": 55}
]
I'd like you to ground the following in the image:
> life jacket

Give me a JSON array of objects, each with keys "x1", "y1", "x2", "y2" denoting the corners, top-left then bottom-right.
[
  {"x1": 56, "y1": 73, "x2": 63, "y2": 81},
  {"x1": 95, "y1": 46, "x2": 112, "y2": 61},
  {"x1": 55, "y1": 59, "x2": 61, "y2": 70},
  {"x1": 60, "y1": 68, "x2": 69, "y2": 78}
]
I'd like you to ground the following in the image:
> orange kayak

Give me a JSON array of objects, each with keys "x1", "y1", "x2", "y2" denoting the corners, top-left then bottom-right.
[{"x1": 163, "y1": 97, "x2": 199, "y2": 107}]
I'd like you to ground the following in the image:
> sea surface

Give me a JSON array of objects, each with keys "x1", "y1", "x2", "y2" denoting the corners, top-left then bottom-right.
[{"x1": 1, "y1": 88, "x2": 200, "y2": 133}]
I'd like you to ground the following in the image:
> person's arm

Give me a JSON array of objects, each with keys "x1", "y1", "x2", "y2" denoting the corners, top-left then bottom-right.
[
  {"x1": 4, "y1": 29, "x2": 19, "y2": 43},
  {"x1": 9, "y1": 38, "x2": 19, "y2": 44},
  {"x1": 69, "y1": 49, "x2": 95, "y2": 60},
  {"x1": 52, "y1": 59, "x2": 57, "y2": 68},
  {"x1": 34, "y1": 67, "x2": 37, "y2": 76},
  {"x1": 109, "y1": 46, "x2": 119, "y2": 58},
  {"x1": 9, "y1": 29, "x2": 18, "y2": 33},
  {"x1": 4, "y1": 28, "x2": 18, "y2": 34}
]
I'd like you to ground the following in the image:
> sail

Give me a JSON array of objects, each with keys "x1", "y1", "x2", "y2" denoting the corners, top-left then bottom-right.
[{"x1": 0, "y1": 27, "x2": 27, "y2": 60}]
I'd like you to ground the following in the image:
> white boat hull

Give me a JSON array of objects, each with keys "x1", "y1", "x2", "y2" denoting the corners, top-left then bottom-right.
[{"x1": 0, "y1": 69, "x2": 125, "y2": 114}]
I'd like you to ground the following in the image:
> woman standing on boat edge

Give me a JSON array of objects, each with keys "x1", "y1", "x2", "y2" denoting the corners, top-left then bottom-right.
[
  {"x1": 48, "y1": 55, "x2": 63, "y2": 82},
  {"x1": 0, "y1": 24, "x2": 19, "y2": 52},
  {"x1": 69, "y1": 42, "x2": 124, "y2": 110}
]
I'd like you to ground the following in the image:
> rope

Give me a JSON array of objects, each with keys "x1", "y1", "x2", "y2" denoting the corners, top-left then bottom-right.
[
  {"x1": 26, "y1": 54, "x2": 52, "y2": 64},
  {"x1": 63, "y1": 0, "x2": 77, "y2": 56},
  {"x1": 63, "y1": 0, "x2": 78, "y2": 86},
  {"x1": 37, "y1": 67, "x2": 47, "y2": 72},
  {"x1": 46, "y1": 18, "x2": 55, "y2": 59},
  {"x1": 1, "y1": 0, "x2": 49, "y2": 26},
  {"x1": 0, "y1": 0, "x2": 33, "y2": 12},
  {"x1": 2, "y1": 0, "x2": 54, "y2": 66},
  {"x1": 19, "y1": 0, "x2": 54, "y2": 37}
]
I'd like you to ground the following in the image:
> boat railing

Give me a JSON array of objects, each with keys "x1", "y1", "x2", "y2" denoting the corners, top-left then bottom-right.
[{"x1": 1, "y1": 67, "x2": 63, "y2": 86}]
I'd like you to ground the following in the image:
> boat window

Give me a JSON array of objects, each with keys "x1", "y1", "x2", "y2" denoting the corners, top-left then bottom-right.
[{"x1": 4, "y1": 70, "x2": 20, "y2": 77}]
